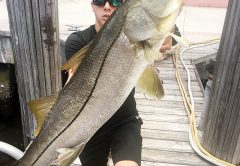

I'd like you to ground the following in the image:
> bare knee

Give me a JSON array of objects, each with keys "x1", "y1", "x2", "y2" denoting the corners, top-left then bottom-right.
[{"x1": 115, "y1": 160, "x2": 138, "y2": 166}]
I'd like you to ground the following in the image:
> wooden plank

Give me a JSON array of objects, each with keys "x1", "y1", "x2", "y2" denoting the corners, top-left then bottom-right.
[
  {"x1": 183, "y1": 47, "x2": 218, "y2": 55},
  {"x1": 160, "y1": 75, "x2": 201, "y2": 81},
  {"x1": 142, "y1": 149, "x2": 212, "y2": 166},
  {"x1": 139, "y1": 89, "x2": 203, "y2": 97},
  {"x1": 156, "y1": 63, "x2": 195, "y2": 69},
  {"x1": 32, "y1": 0, "x2": 47, "y2": 97},
  {"x1": 140, "y1": 114, "x2": 189, "y2": 124},
  {"x1": 152, "y1": 89, "x2": 203, "y2": 97},
  {"x1": 136, "y1": 99, "x2": 203, "y2": 110},
  {"x1": 155, "y1": 59, "x2": 192, "y2": 65},
  {"x1": 159, "y1": 84, "x2": 202, "y2": 92},
  {"x1": 141, "y1": 129, "x2": 189, "y2": 142},
  {"x1": 142, "y1": 120, "x2": 189, "y2": 132},
  {"x1": 233, "y1": 132, "x2": 240, "y2": 163},
  {"x1": 228, "y1": 90, "x2": 240, "y2": 163},
  {"x1": 183, "y1": 52, "x2": 216, "y2": 60},
  {"x1": 7, "y1": 0, "x2": 32, "y2": 146},
  {"x1": 158, "y1": 67, "x2": 196, "y2": 73},
  {"x1": 138, "y1": 107, "x2": 202, "y2": 117},
  {"x1": 135, "y1": 94, "x2": 204, "y2": 104},
  {"x1": 143, "y1": 139, "x2": 193, "y2": 153},
  {"x1": 137, "y1": 103, "x2": 202, "y2": 112},
  {"x1": 192, "y1": 53, "x2": 217, "y2": 65},
  {"x1": 159, "y1": 69, "x2": 197, "y2": 76},
  {"x1": 141, "y1": 161, "x2": 188, "y2": 166},
  {"x1": 0, "y1": 36, "x2": 14, "y2": 63},
  {"x1": 161, "y1": 79, "x2": 201, "y2": 86},
  {"x1": 6, "y1": 0, "x2": 61, "y2": 146}
]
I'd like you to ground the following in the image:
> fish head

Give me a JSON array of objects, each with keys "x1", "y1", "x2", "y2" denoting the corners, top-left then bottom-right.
[
  {"x1": 124, "y1": 0, "x2": 182, "y2": 43},
  {"x1": 141, "y1": 0, "x2": 182, "y2": 18}
]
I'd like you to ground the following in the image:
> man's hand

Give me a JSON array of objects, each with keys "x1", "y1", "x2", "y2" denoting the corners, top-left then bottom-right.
[
  {"x1": 160, "y1": 35, "x2": 173, "y2": 53},
  {"x1": 158, "y1": 35, "x2": 174, "y2": 61}
]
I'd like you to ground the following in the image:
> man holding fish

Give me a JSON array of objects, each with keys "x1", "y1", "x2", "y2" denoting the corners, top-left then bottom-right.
[
  {"x1": 65, "y1": 0, "x2": 182, "y2": 166},
  {"x1": 14, "y1": 0, "x2": 183, "y2": 165}
]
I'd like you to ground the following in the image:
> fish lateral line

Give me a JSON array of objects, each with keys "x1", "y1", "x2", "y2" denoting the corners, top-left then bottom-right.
[{"x1": 32, "y1": 8, "x2": 126, "y2": 165}]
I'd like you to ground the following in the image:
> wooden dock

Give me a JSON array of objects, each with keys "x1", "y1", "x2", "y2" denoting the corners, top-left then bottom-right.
[{"x1": 136, "y1": 43, "x2": 219, "y2": 166}]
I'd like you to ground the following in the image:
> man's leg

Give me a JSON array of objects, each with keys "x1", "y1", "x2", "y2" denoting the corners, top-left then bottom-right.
[
  {"x1": 110, "y1": 117, "x2": 143, "y2": 166},
  {"x1": 80, "y1": 130, "x2": 111, "y2": 166},
  {"x1": 115, "y1": 160, "x2": 138, "y2": 166}
]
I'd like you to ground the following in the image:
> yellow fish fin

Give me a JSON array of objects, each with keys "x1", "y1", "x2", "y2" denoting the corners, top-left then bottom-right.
[
  {"x1": 52, "y1": 143, "x2": 86, "y2": 166},
  {"x1": 143, "y1": 41, "x2": 163, "y2": 61},
  {"x1": 168, "y1": 33, "x2": 190, "y2": 48},
  {"x1": 61, "y1": 41, "x2": 92, "y2": 73},
  {"x1": 144, "y1": 46, "x2": 163, "y2": 61},
  {"x1": 136, "y1": 65, "x2": 164, "y2": 99},
  {"x1": 28, "y1": 94, "x2": 58, "y2": 136}
]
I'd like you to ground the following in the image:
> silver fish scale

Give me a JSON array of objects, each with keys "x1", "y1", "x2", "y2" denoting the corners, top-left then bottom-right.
[
  {"x1": 15, "y1": 0, "x2": 181, "y2": 165},
  {"x1": 15, "y1": 1, "x2": 131, "y2": 165}
]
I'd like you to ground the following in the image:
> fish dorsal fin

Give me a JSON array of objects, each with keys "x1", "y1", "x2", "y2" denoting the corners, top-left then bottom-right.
[
  {"x1": 28, "y1": 94, "x2": 58, "y2": 136},
  {"x1": 168, "y1": 33, "x2": 190, "y2": 48},
  {"x1": 61, "y1": 42, "x2": 92, "y2": 73},
  {"x1": 52, "y1": 143, "x2": 86, "y2": 166},
  {"x1": 136, "y1": 65, "x2": 164, "y2": 99}
]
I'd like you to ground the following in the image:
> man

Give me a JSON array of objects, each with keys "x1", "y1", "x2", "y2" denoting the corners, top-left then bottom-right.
[{"x1": 65, "y1": 0, "x2": 179, "y2": 166}]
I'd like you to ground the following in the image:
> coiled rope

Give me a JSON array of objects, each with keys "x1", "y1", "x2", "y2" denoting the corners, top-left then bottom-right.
[{"x1": 172, "y1": 39, "x2": 235, "y2": 166}]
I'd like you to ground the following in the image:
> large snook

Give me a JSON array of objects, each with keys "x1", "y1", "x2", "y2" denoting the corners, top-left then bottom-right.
[{"x1": 15, "y1": 0, "x2": 182, "y2": 165}]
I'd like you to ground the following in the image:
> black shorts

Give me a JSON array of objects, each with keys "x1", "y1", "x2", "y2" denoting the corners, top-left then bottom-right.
[{"x1": 79, "y1": 116, "x2": 143, "y2": 166}]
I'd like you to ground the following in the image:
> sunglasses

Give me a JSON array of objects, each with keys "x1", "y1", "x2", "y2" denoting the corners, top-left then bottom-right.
[{"x1": 92, "y1": 0, "x2": 123, "y2": 7}]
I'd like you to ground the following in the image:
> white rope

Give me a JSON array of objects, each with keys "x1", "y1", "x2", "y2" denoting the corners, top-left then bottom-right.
[
  {"x1": 0, "y1": 141, "x2": 24, "y2": 160},
  {"x1": 178, "y1": 40, "x2": 235, "y2": 166}
]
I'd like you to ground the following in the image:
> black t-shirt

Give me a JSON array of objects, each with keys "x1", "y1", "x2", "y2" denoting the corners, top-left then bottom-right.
[{"x1": 65, "y1": 25, "x2": 139, "y2": 131}]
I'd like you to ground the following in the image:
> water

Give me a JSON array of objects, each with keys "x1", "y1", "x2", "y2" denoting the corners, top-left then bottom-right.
[{"x1": 0, "y1": 63, "x2": 24, "y2": 165}]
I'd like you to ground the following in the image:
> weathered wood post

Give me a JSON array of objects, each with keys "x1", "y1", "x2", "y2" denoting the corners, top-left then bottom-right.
[
  {"x1": 6, "y1": 0, "x2": 61, "y2": 147},
  {"x1": 201, "y1": 0, "x2": 240, "y2": 164}
]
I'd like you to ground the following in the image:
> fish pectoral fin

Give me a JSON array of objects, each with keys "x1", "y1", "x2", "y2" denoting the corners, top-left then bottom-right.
[
  {"x1": 169, "y1": 33, "x2": 190, "y2": 48},
  {"x1": 136, "y1": 65, "x2": 164, "y2": 99},
  {"x1": 52, "y1": 143, "x2": 86, "y2": 166},
  {"x1": 28, "y1": 94, "x2": 58, "y2": 136},
  {"x1": 144, "y1": 45, "x2": 163, "y2": 61},
  {"x1": 61, "y1": 41, "x2": 92, "y2": 73}
]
